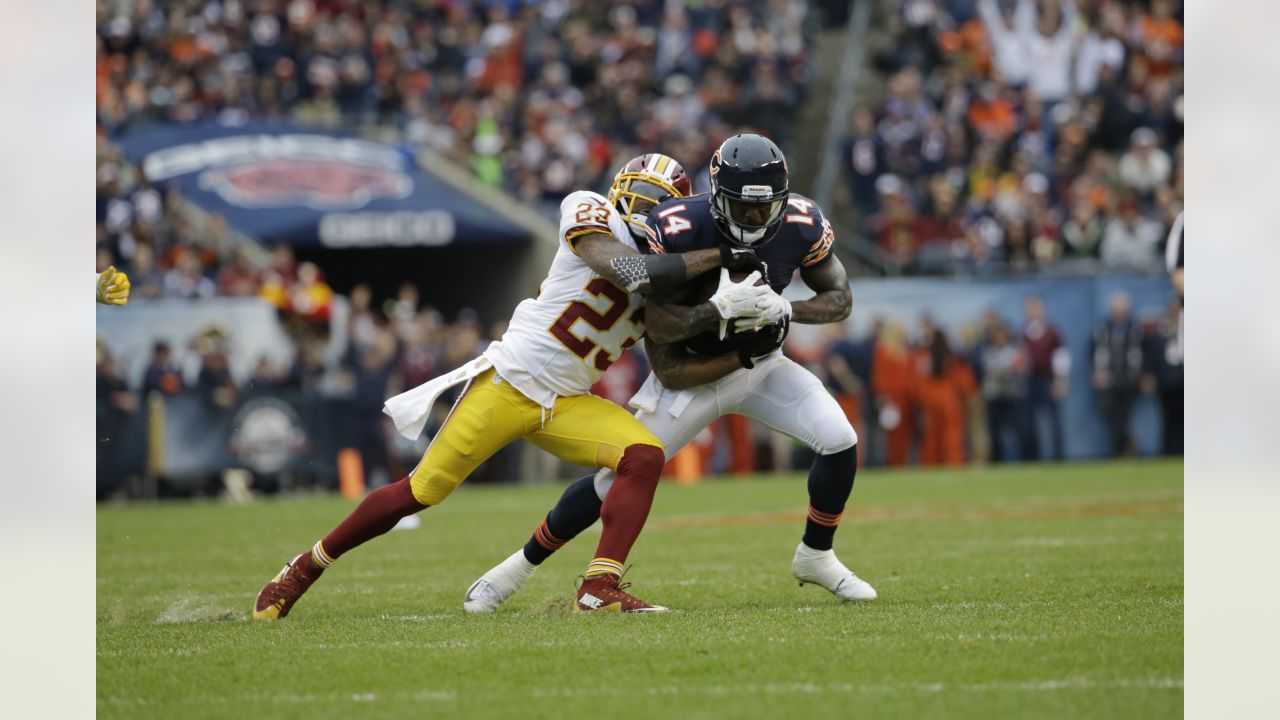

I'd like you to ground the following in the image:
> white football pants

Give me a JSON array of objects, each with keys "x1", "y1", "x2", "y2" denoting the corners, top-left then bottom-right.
[{"x1": 594, "y1": 352, "x2": 857, "y2": 499}]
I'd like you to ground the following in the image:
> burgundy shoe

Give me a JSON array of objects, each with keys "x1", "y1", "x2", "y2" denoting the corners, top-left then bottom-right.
[
  {"x1": 575, "y1": 573, "x2": 668, "y2": 613},
  {"x1": 253, "y1": 554, "x2": 324, "y2": 620}
]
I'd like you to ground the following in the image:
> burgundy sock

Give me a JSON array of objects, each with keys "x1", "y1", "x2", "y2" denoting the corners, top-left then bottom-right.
[
  {"x1": 318, "y1": 477, "x2": 426, "y2": 562},
  {"x1": 592, "y1": 444, "x2": 664, "y2": 568}
]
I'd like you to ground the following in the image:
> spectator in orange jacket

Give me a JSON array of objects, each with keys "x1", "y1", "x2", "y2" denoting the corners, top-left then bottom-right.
[
  {"x1": 821, "y1": 323, "x2": 872, "y2": 468},
  {"x1": 917, "y1": 332, "x2": 978, "y2": 467},
  {"x1": 872, "y1": 323, "x2": 917, "y2": 467}
]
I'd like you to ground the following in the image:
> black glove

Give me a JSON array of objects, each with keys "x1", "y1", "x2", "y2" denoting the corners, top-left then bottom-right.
[
  {"x1": 730, "y1": 317, "x2": 790, "y2": 369},
  {"x1": 720, "y1": 244, "x2": 768, "y2": 277}
]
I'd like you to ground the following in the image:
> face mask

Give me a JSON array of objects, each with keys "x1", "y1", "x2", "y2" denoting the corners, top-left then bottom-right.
[{"x1": 731, "y1": 224, "x2": 768, "y2": 245}]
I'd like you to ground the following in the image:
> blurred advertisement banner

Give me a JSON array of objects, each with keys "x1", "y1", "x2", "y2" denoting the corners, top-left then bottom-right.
[{"x1": 116, "y1": 123, "x2": 530, "y2": 248}]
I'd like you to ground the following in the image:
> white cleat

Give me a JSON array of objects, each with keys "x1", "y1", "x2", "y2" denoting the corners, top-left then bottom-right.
[
  {"x1": 791, "y1": 542, "x2": 877, "y2": 602},
  {"x1": 463, "y1": 550, "x2": 538, "y2": 613}
]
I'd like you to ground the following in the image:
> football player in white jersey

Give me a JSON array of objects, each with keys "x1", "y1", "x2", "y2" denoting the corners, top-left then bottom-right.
[{"x1": 254, "y1": 154, "x2": 777, "y2": 618}]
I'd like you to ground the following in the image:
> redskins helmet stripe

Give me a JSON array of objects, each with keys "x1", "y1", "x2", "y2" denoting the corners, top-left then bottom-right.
[{"x1": 644, "y1": 153, "x2": 682, "y2": 179}]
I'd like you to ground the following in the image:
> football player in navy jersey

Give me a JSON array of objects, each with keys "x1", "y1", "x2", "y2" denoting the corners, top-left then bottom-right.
[{"x1": 464, "y1": 134, "x2": 876, "y2": 612}]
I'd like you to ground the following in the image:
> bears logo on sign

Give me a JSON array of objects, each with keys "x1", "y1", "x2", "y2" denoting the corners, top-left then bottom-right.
[{"x1": 199, "y1": 159, "x2": 413, "y2": 210}]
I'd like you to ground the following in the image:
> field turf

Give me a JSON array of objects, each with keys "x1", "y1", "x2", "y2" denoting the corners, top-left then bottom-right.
[{"x1": 97, "y1": 460, "x2": 1182, "y2": 719}]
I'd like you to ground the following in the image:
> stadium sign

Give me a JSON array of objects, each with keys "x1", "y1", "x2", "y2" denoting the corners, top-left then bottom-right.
[
  {"x1": 118, "y1": 123, "x2": 530, "y2": 248},
  {"x1": 228, "y1": 397, "x2": 309, "y2": 475},
  {"x1": 139, "y1": 134, "x2": 412, "y2": 211},
  {"x1": 319, "y1": 210, "x2": 456, "y2": 247}
]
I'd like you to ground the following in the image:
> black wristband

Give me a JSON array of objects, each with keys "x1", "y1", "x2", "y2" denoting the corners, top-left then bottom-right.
[{"x1": 642, "y1": 253, "x2": 689, "y2": 294}]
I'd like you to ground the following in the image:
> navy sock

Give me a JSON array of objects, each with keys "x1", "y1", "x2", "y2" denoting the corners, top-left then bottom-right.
[
  {"x1": 522, "y1": 475, "x2": 603, "y2": 565},
  {"x1": 802, "y1": 445, "x2": 857, "y2": 551}
]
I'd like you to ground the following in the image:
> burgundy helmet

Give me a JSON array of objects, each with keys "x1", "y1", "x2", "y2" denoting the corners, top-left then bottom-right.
[{"x1": 607, "y1": 153, "x2": 691, "y2": 239}]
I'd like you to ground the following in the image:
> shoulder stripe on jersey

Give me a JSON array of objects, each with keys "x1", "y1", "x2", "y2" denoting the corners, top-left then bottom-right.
[
  {"x1": 565, "y1": 226, "x2": 610, "y2": 255},
  {"x1": 566, "y1": 223, "x2": 610, "y2": 238},
  {"x1": 802, "y1": 220, "x2": 835, "y2": 266},
  {"x1": 803, "y1": 246, "x2": 832, "y2": 266},
  {"x1": 803, "y1": 229, "x2": 832, "y2": 257},
  {"x1": 647, "y1": 240, "x2": 666, "y2": 254}
]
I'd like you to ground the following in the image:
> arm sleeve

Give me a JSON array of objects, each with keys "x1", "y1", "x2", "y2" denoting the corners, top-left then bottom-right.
[
  {"x1": 1057, "y1": 0, "x2": 1078, "y2": 44},
  {"x1": 1013, "y1": 0, "x2": 1036, "y2": 36},
  {"x1": 977, "y1": 0, "x2": 1006, "y2": 41}
]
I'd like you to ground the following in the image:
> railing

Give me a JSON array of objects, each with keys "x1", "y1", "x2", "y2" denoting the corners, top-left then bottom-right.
[{"x1": 812, "y1": 0, "x2": 878, "y2": 272}]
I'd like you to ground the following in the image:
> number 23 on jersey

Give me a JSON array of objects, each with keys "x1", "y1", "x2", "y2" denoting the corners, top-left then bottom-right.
[{"x1": 548, "y1": 278, "x2": 643, "y2": 372}]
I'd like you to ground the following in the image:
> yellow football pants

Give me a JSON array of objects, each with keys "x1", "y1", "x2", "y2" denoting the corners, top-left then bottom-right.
[{"x1": 409, "y1": 368, "x2": 662, "y2": 506}]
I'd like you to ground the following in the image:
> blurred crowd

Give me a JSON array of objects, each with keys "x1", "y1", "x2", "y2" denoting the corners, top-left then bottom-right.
[
  {"x1": 844, "y1": 0, "x2": 1182, "y2": 273},
  {"x1": 97, "y1": 0, "x2": 815, "y2": 215},
  {"x1": 787, "y1": 290, "x2": 1184, "y2": 469},
  {"x1": 97, "y1": 137, "x2": 339, "y2": 331},
  {"x1": 96, "y1": 280, "x2": 512, "y2": 490},
  {"x1": 98, "y1": 278, "x2": 1183, "y2": 498}
]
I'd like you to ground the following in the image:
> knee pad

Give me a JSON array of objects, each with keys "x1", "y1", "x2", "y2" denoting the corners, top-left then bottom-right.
[
  {"x1": 617, "y1": 444, "x2": 664, "y2": 487},
  {"x1": 594, "y1": 443, "x2": 664, "y2": 499},
  {"x1": 814, "y1": 421, "x2": 858, "y2": 456},
  {"x1": 593, "y1": 467, "x2": 616, "y2": 501},
  {"x1": 410, "y1": 466, "x2": 462, "y2": 506}
]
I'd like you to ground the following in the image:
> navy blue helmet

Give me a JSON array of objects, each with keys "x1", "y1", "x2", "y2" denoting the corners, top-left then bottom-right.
[{"x1": 708, "y1": 134, "x2": 790, "y2": 247}]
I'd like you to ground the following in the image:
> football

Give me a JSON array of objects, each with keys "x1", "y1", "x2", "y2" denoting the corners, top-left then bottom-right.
[
  {"x1": 678, "y1": 268, "x2": 774, "y2": 356},
  {"x1": 688, "y1": 268, "x2": 769, "y2": 304}
]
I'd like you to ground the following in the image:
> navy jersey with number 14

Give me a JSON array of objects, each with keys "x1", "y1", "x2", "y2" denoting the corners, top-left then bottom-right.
[
  {"x1": 639, "y1": 192, "x2": 834, "y2": 355},
  {"x1": 640, "y1": 192, "x2": 834, "y2": 293}
]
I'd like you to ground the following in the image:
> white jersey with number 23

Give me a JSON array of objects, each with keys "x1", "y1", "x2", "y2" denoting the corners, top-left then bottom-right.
[{"x1": 482, "y1": 190, "x2": 646, "y2": 409}]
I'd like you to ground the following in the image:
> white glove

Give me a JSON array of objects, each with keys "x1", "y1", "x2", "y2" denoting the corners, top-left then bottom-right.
[
  {"x1": 708, "y1": 269, "x2": 772, "y2": 338},
  {"x1": 728, "y1": 287, "x2": 792, "y2": 333},
  {"x1": 745, "y1": 291, "x2": 792, "y2": 329}
]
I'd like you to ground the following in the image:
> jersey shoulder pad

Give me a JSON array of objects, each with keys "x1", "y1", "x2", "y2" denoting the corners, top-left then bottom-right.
[
  {"x1": 783, "y1": 194, "x2": 834, "y2": 267},
  {"x1": 559, "y1": 190, "x2": 616, "y2": 251},
  {"x1": 644, "y1": 194, "x2": 710, "y2": 254},
  {"x1": 560, "y1": 189, "x2": 610, "y2": 215}
]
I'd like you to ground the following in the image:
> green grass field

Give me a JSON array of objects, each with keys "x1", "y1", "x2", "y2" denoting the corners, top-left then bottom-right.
[{"x1": 98, "y1": 460, "x2": 1183, "y2": 719}]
